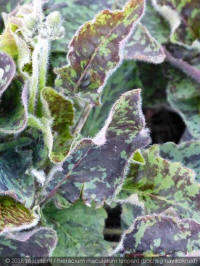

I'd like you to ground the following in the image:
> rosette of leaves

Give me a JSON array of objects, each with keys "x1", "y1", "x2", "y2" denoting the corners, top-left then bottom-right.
[{"x1": 1, "y1": 0, "x2": 200, "y2": 258}]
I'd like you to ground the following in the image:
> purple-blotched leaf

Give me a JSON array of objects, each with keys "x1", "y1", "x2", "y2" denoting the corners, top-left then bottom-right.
[
  {"x1": 121, "y1": 201, "x2": 145, "y2": 230},
  {"x1": 152, "y1": 0, "x2": 200, "y2": 49},
  {"x1": 55, "y1": 0, "x2": 145, "y2": 101},
  {"x1": 160, "y1": 141, "x2": 200, "y2": 183},
  {"x1": 41, "y1": 89, "x2": 150, "y2": 207},
  {"x1": 124, "y1": 23, "x2": 166, "y2": 64},
  {"x1": 0, "y1": 227, "x2": 57, "y2": 257},
  {"x1": 117, "y1": 214, "x2": 200, "y2": 256},
  {"x1": 120, "y1": 145, "x2": 200, "y2": 222},
  {"x1": 0, "y1": 80, "x2": 28, "y2": 134},
  {"x1": 0, "y1": 51, "x2": 15, "y2": 97}
]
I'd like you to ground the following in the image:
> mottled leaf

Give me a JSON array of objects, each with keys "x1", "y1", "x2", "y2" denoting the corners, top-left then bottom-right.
[
  {"x1": 43, "y1": 200, "x2": 112, "y2": 256},
  {"x1": 42, "y1": 90, "x2": 150, "y2": 207},
  {"x1": 160, "y1": 141, "x2": 200, "y2": 183},
  {"x1": 0, "y1": 196, "x2": 38, "y2": 235},
  {"x1": 0, "y1": 227, "x2": 57, "y2": 257},
  {"x1": 55, "y1": 0, "x2": 144, "y2": 101},
  {"x1": 121, "y1": 145, "x2": 200, "y2": 222},
  {"x1": 0, "y1": 139, "x2": 35, "y2": 208},
  {"x1": 0, "y1": 51, "x2": 15, "y2": 97},
  {"x1": 28, "y1": 115, "x2": 54, "y2": 163},
  {"x1": 121, "y1": 201, "x2": 145, "y2": 230},
  {"x1": 141, "y1": 0, "x2": 170, "y2": 44},
  {"x1": 117, "y1": 214, "x2": 200, "y2": 256},
  {"x1": 45, "y1": 0, "x2": 116, "y2": 55},
  {"x1": 152, "y1": 0, "x2": 200, "y2": 49},
  {"x1": 0, "y1": 80, "x2": 28, "y2": 134},
  {"x1": 82, "y1": 60, "x2": 142, "y2": 137},
  {"x1": 41, "y1": 87, "x2": 74, "y2": 163},
  {"x1": 124, "y1": 23, "x2": 166, "y2": 64},
  {"x1": 167, "y1": 67, "x2": 200, "y2": 139},
  {"x1": 22, "y1": 127, "x2": 49, "y2": 169}
]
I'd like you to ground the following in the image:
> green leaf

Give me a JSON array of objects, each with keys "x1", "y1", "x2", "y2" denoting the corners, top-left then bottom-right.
[
  {"x1": 121, "y1": 145, "x2": 200, "y2": 222},
  {"x1": 0, "y1": 80, "x2": 28, "y2": 134},
  {"x1": 43, "y1": 200, "x2": 112, "y2": 256},
  {"x1": 117, "y1": 214, "x2": 200, "y2": 256},
  {"x1": 0, "y1": 7, "x2": 31, "y2": 73},
  {"x1": 41, "y1": 87, "x2": 74, "y2": 163},
  {"x1": 0, "y1": 51, "x2": 15, "y2": 97},
  {"x1": 0, "y1": 196, "x2": 38, "y2": 234},
  {"x1": 0, "y1": 139, "x2": 35, "y2": 208},
  {"x1": 55, "y1": 0, "x2": 145, "y2": 101},
  {"x1": 152, "y1": 0, "x2": 200, "y2": 49},
  {"x1": 160, "y1": 141, "x2": 200, "y2": 183},
  {"x1": 82, "y1": 61, "x2": 142, "y2": 137},
  {"x1": 0, "y1": 227, "x2": 57, "y2": 256},
  {"x1": 132, "y1": 149, "x2": 145, "y2": 165},
  {"x1": 124, "y1": 23, "x2": 166, "y2": 64},
  {"x1": 42, "y1": 89, "x2": 150, "y2": 207}
]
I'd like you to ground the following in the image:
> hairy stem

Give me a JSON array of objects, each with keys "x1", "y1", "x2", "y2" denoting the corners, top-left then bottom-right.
[
  {"x1": 164, "y1": 47, "x2": 200, "y2": 84},
  {"x1": 37, "y1": 38, "x2": 50, "y2": 116},
  {"x1": 28, "y1": 38, "x2": 50, "y2": 115},
  {"x1": 72, "y1": 103, "x2": 93, "y2": 135},
  {"x1": 28, "y1": 44, "x2": 40, "y2": 114}
]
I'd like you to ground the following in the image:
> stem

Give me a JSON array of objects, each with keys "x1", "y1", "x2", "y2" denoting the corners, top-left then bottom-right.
[
  {"x1": 164, "y1": 47, "x2": 200, "y2": 84},
  {"x1": 39, "y1": 39, "x2": 49, "y2": 91},
  {"x1": 72, "y1": 102, "x2": 93, "y2": 135},
  {"x1": 37, "y1": 38, "x2": 50, "y2": 116},
  {"x1": 28, "y1": 43, "x2": 40, "y2": 114},
  {"x1": 28, "y1": 38, "x2": 50, "y2": 115}
]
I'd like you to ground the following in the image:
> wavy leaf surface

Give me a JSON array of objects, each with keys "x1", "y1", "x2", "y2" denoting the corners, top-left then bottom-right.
[
  {"x1": 55, "y1": 0, "x2": 145, "y2": 101},
  {"x1": 42, "y1": 90, "x2": 150, "y2": 207}
]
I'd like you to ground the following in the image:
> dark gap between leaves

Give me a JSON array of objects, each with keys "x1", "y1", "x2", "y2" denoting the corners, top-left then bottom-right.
[
  {"x1": 144, "y1": 108, "x2": 185, "y2": 144},
  {"x1": 104, "y1": 205, "x2": 122, "y2": 242}
]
